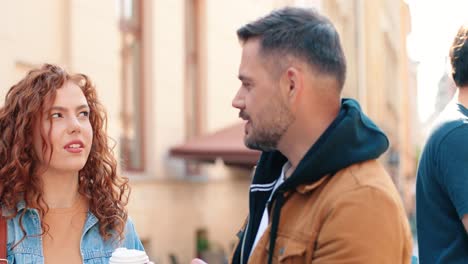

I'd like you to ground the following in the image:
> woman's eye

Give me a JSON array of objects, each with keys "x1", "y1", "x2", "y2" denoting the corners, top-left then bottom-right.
[
  {"x1": 79, "y1": 111, "x2": 89, "y2": 117},
  {"x1": 50, "y1": 113, "x2": 62, "y2": 118}
]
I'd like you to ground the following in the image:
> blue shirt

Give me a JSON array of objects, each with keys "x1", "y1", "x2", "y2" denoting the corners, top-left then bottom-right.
[
  {"x1": 5, "y1": 201, "x2": 144, "y2": 264},
  {"x1": 416, "y1": 101, "x2": 468, "y2": 263}
]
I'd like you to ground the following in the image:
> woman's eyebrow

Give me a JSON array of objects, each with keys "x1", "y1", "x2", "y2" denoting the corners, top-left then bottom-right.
[{"x1": 45, "y1": 104, "x2": 89, "y2": 113}]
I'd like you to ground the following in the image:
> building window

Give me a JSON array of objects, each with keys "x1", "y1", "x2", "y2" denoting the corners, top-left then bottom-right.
[{"x1": 118, "y1": 0, "x2": 145, "y2": 171}]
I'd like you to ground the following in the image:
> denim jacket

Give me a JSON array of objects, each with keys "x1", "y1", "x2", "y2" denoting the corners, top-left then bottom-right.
[{"x1": 5, "y1": 201, "x2": 144, "y2": 264}]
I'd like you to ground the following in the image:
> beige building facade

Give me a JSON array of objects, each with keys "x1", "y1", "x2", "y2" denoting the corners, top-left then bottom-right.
[{"x1": 0, "y1": 0, "x2": 417, "y2": 262}]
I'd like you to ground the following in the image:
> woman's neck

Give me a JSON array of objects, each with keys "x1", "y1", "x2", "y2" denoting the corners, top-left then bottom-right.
[{"x1": 41, "y1": 169, "x2": 80, "y2": 209}]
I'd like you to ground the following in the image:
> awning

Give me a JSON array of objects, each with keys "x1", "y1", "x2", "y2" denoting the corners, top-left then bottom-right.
[{"x1": 169, "y1": 123, "x2": 260, "y2": 167}]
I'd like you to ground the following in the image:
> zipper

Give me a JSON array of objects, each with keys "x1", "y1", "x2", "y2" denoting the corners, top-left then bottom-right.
[{"x1": 240, "y1": 219, "x2": 250, "y2": 264}]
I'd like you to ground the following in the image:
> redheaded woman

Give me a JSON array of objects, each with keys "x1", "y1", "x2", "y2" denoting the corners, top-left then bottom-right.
[{"x1": 0, "y1": 64, "x2": 144, "y2": 263}]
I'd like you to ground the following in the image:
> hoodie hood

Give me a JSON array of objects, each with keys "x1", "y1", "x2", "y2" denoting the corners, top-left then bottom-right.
[{"x1": 252, "y1": 98, "x2": 389, "y2": 191}]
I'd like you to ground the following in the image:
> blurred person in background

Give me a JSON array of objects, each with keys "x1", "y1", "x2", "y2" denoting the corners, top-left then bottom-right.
[
  {"x1": 416, "y1": 24, "x2": 468, "y2": 263},
  {"x1": 0, "y1": 64, "x2": 144, "y2": 263}
]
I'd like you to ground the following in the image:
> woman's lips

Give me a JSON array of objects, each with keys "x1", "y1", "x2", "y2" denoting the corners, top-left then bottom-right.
[
  {"x1": 65, "y1": 147, "x2": 83, "y2": 154},
  {"x1": 64, "y1": 140, "x2": 84, "y2": 153}
]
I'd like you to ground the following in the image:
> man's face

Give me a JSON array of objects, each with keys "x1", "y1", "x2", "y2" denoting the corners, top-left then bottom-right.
[{"x1": 232, "y1": 39, "x2": 294, "y2": 151}]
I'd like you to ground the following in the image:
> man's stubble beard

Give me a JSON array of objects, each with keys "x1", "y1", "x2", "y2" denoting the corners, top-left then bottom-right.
[{"x1": 244, "y1": 97, "x2": 295, "y2": 152}]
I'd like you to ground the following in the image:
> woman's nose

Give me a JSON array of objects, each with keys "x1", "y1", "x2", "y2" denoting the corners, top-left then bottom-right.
[{"x1": 67, "y1": 117, "x2": 81, "y2": 134}]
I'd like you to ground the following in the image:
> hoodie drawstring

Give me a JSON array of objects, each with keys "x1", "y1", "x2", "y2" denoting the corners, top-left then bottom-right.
[{"x1": 267, "y1": 192, "x2": 284, "y2": 264}]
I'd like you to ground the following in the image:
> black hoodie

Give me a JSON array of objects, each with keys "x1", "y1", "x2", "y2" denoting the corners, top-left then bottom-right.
[{"x1": 231, "y1": 98, "x2": 389, "y2": 264}]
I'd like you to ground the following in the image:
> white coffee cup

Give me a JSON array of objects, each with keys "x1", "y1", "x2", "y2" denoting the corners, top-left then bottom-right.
[{"x1": 109, "y1": 248, "x2": 153, "y2": 264}]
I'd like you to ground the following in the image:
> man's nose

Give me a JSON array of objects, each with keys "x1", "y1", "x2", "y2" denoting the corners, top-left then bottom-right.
[{"x1": 232, "y1": 89, "x2": 245, "y2": 109}]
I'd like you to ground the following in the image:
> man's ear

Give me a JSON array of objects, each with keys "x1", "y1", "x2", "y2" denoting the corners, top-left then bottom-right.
[{"x1": 284, "y1": 67, "x2": 302, "y2": 101}]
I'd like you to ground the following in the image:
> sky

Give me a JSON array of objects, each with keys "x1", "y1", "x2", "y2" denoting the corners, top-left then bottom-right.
[{"x1": 406, "y1": 0, "x2": 468, "y2": 123}]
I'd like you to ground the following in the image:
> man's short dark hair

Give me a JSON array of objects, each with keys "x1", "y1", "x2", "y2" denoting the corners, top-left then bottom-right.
[
  {"x1": 237, "y1": 7, "x2": 346, "y2": 89},
  {"x1": 450, "y1": 24, "x2": 468, "y2": 88}
]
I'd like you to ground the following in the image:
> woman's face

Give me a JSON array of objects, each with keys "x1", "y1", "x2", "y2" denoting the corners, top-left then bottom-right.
[{"x1": 33, "y1": 80, "x2": 93, "y2": 174}]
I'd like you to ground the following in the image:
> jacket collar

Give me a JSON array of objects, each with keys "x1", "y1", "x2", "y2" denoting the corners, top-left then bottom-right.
[
  {"x1": 16, "y1": 200, "x2": 26, "y2": 212},
  {"x1": 295, "y1": 175, "x2": 329, "y2": 194}
]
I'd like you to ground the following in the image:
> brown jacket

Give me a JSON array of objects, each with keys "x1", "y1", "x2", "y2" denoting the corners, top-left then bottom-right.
[{"x1": 232, "y1": 160, "x2": 413, "y2": 264}]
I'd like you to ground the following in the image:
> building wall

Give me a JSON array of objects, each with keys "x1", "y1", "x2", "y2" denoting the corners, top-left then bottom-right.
[
  {"x1": 0, "y1": 0, "x2": 66, "y2": 98},
  {"x1": 322, "y1": 0, "x2": 359, "y2": 101},
  {"x1": 68, "y1": 0, "x2": 122, "y2": 147},
  {"x1": 147, "y1": 0, "x2": 186, "y2": 180},
  {"x1": 128, "y1": 176, "x2": 251, "y2": 263},
  {"x1": 398, "y1": 1, "x2": 419, "y2": 215}
]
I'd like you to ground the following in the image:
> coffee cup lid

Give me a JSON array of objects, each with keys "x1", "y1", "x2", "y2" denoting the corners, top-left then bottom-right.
[{"x1": 109, "y1": 248, "x2": 149, "y2": 263}]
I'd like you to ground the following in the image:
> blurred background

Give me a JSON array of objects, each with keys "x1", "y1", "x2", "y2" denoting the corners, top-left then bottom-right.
[{"x1": 1, "y1": 0, "x2": 467, "y2": 263}]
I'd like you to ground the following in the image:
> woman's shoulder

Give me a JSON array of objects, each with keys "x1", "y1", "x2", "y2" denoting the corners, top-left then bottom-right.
[
  {"x1": 122, "y1": 217, "x2": 144, "y2": 250},
  {"x1": 4, "y1": 205, "x2": 41, "y2": 251},
  {"x1": 3, "y1": 202, "x2": 38, "y2": 228}
]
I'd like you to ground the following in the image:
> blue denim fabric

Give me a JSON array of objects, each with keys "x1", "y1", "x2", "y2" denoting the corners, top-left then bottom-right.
[{"x1": 5, "y1": 202, "x2": 144, "y2": 264}]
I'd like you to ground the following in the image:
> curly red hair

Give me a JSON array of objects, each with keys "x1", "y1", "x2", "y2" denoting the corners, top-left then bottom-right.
[{"x1": 0, "y1": 64, "x2": 129, "y2": 243}]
